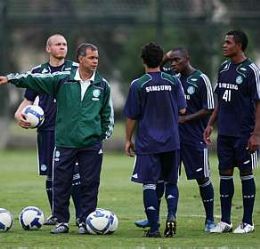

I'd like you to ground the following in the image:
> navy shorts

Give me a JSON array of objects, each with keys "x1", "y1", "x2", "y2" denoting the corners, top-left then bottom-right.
[
  {"x1": 180, "y1": 142, "x2": 210, "y2": 180},
  {"x1": 131, "y1": 150, "x2": 179, "y2": 184},
  {"x1": 37, "y1": 130, "x2": 55, "y2": 176},
  {"x1": 217, "y1": 135, "x2": 258, "y2": 171}
]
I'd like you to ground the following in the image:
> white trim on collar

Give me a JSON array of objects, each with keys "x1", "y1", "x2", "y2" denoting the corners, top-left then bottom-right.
[{"x1": 74, "y1": 68, "x2": 96, "y2": 82}]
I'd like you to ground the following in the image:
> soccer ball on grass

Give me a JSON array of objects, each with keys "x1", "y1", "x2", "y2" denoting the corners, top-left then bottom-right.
[
  {"x1": 0, "y1": 208, "x2": 13, "y2": 232},
  {"x1": 86, "y1": 208, "x2": 118, "y2": 235},
  {"x1": 19, "y1": 206, "x2": 44, "y2": 230}
]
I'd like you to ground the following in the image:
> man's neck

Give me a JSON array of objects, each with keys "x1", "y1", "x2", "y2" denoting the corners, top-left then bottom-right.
[
  {"x1": 79, "y1": 68, "x2": 94, "y2": 81},
  {"x1": 230, "y1": 51, "x2": 247, "y2": 64},
  {"x1": 182, "y1": 64, "x2": 195, "y2": 76},
  {"x1": 49, "y1": 57, "x2": 65, "y2": 67},
  {"x1": 145, "y1": 66, "x2": 160, "y2": 73}
]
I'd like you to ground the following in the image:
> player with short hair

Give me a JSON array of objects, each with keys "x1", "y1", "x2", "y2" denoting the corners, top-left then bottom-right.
[
  {"x1": 0, "y1": 43, "x2": 114, "y2": 234},
  {"x1": 135, "y1": 47, "x2": 216, "y2": 232},
  {"x1": 124, "y1": 42, "x2": 186, "y2": 238},
  {"x1": 204, "y1": 30, "x2": 260, "y2": 233},
  {"x1": 14, "y1": 34, "x2": 81, "y2": 226}
]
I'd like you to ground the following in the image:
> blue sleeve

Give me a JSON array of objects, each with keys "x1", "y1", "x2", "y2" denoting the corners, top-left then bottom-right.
[
  {"x1": 24, "y1": 88, "x2": 38, "y2": 101},
  {"x1": 123, "y1": 81, "x2": 141, "y2": 119},
  {"x1": 176, "y1": 79, "x2": 186, "y2": 110},
  {"x1": 248, "y1": 68, "x2": 260, "y2": 101},
  {"x1": 200, "y1": 74, "x2": 215, "y2": 110}
]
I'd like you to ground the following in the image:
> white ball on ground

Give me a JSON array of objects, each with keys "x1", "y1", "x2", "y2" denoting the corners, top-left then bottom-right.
[
  {"x1": 0, "y1": 208, "x2": 13, "y2": 232},
  {"x1": 19, "y1": 206, "x2": 44, "y2": 230}
]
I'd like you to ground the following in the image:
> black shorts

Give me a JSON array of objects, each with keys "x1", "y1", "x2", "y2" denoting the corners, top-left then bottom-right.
[
  {"x1": 131, "y1": 150, "x2": 179, "y2": 184},
  {"x1": 217, "y1": 135, "x2": 257, "y2": 171}
]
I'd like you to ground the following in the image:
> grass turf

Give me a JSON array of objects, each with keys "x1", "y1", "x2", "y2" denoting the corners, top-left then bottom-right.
[{"x1": 0, "y1": 149, "x2": 259, "y2": 248}]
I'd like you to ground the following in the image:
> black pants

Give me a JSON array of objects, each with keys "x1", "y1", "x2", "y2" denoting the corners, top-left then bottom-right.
[{"x1": 52, "y1": 143, "x2": 103, "y2": 223}]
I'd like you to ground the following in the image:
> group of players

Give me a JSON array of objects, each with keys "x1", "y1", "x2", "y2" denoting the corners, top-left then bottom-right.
[
  {"x1": 124, "y1": 30, "x2": 259, "y2": 237},
  {"x1": 0, "y1": 30, "x2": 259, "y2": 237}
]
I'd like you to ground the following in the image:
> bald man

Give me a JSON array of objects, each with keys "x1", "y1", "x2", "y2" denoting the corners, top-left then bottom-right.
[{"x1": 14, "y1": 34, "x2": 81, "y2": 226}]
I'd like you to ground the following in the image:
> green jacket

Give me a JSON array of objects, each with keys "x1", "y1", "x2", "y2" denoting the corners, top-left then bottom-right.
[{"x1": 8, "y1": 69, "x2": 114, "y2": 148}]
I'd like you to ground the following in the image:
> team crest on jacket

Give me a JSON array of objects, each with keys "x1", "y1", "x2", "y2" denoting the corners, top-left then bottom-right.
[
  {"x1": 236, "y1": 75, "x2": 243, "y2": 84},
  {"x1": 93, "y1": 89, "x2": 101, "y2": 98}
]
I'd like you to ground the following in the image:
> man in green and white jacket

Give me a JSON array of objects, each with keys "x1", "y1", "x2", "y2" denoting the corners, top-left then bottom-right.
[{"x1": 0, "y1": 43, "x2": 114, "y2": 234}]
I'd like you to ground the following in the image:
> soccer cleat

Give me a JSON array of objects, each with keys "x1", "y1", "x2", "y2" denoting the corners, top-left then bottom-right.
[
  {"x1": 204, "y1": 219, "x2": 216, "y2": 232},
  {"x1": 164, "y1": 217, "x2": 176, "y2": 237},
  {"x1": 50, "y1": 223, "x2": 69, "y2": 234},
  {"x1": 210, "y1": 221, "x2": 232, "y2": 233},
  {"x1": 78, "y1": 223, "x2": 89, "y2": 234},
  {"x1": 134, "y1": 219, "x2": 150, "y2": 228},
  {"x1": 145, "y1": 229, "x2": 161, "y2": 238},
  {"x1": 233, "y1": 223, "x2": 254, "y2": 234},
  {"x1": 44, "y1": 215, "x2": 58, "y2": 225}
]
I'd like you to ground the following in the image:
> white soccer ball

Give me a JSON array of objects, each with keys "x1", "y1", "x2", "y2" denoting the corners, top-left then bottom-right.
[
  {"x1": 22, "y1": 105, "x2": 45, "y2": 128},
  {"x1": 19, "y1": 206, "x2": 44, "y2": 230},
  {"x1": 107, "y1": 210, "x2": 118, "y2": 234},
  {"x1": 86, "y1": 208, "x2": 114, "y2": 235},
  {"x1": 0, "y1": 208, "x2": 13, "y2": 232}
]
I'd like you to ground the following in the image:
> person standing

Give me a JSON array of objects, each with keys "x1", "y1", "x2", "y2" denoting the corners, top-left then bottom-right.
[
  {"x1": 124, "y1": 42, "x2": 186, "y2": 237},
  {"x1": 165, "y1": 47, "x2": 216, "y2": 232},
  {"x1": 135, "y1": 47, "x2": 216, "y2": 232},
  {"x1": 204, "y1": 30, "x2": 259, "y2": 233},
  {"x1": 0, "y1": 43, "x2": 114, "y2": 234},
  {"x1": 14, "y1": 34, "x2": 81, "y2": 226}
]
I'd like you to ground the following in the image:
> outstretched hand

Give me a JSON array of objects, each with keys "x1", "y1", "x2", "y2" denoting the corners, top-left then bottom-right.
[{"x1": 0, "y1": 76, "x2": 8, "y2": 85}]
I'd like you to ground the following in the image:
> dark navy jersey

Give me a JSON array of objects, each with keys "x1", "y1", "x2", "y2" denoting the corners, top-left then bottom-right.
[
  {"x1": 178, "y1": 70, "x2": 214, "y2": 145},
  {"x1": 124, "y1": 71, "x2": 186, "y2": 154},
  {"x1": 24, "y1": 60, "x2": 78, "y2": 131},
  {"x1": 215, "y1": 58, "x2": 260, "y2": 137}
]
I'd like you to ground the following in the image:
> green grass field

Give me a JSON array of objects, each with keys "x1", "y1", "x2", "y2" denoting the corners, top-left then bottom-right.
[{"x1": 0, "y1": 149, "x2": 259, "y2": 248}]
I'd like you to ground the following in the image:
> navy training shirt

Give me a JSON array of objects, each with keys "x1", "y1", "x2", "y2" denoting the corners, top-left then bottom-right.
[
  {"x1": 24, "y1": 60, "x2": 78, "y2": 131},
  {"x1": 215, "y1": 59, "x2": 260, "y2": 137},
  {"x1": 124, "y1": 71, "x2": 186, "y2": 154},
  {"x1": 178, "y1": 70, "x2": 214, "y2": 145}
]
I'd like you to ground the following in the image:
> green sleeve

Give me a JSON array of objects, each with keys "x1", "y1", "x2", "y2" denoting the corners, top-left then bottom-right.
[
  {"x1": 7, "y1": 71, "x2": 70, "y2": 96},
  {"x1": 101, "y1": 83, "x2": 114, "y2": 140}
]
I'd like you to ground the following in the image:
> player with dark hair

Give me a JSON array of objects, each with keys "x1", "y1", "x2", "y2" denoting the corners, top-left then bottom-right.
[
  {"x1": 135, "y1": 47, "x2": 216, "y2": 232},
  {"x1": 204, "y1": 30, "x2": 260, "y2": 233},
  {"x1": 165, "y1": 47, "x2": 215, "y2": 232},
  {"x1": 0, "y1": 42, "x2": 114, "y2": 234},
  {"x1": 124, "y1": 42, "x2": 186, "y2": 237},
  {"x1": 14, "y1": 34, "x2": 81, "y2": 226}
]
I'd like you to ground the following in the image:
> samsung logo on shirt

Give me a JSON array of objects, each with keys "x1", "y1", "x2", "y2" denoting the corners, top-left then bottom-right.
[
  {"x1": 145, "y1": 85, "x2": 172, "y2": 92},
  {"x1": 218, "y1": 83, "x2": 238, "y2": 90}
]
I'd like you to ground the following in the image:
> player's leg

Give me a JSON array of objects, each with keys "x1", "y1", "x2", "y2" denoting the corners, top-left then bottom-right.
[
  {"x1": 143, "y1": 183, "x2": 160, "y2": 237},
  {"x1": 76, "y1": 143, "x2": 103, "y2": 234},
  {"x1": 181, "y1": 143, "x2": 215, "y2": 231},
  {"x1": 210, "y1": 135, "x2": 234, "y2": 233},
  {"x1": 51, "y1": 147, "x2": 76, "y2": 234},
  {"x1": 161, "y1": 150, "x2": 179, "y2": 237},
  {"x1": 71, "y1": 161, "x2": 81, "y2": 226},
  {"x1": 233, "y1": 138, "x2": 257, "y2": 234},
  {"x1": 37, "y1": 131, "x2": 57, "y2": 225},
  {"x1": 134, "y1": 180, "x2": 164, "y2": 228},
  {"x1": 196, "y1": 177, "x2": 215, "y2": 231},
  {"x1": 131, "y1": 154, "x2": 161, "y2": 237}
]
